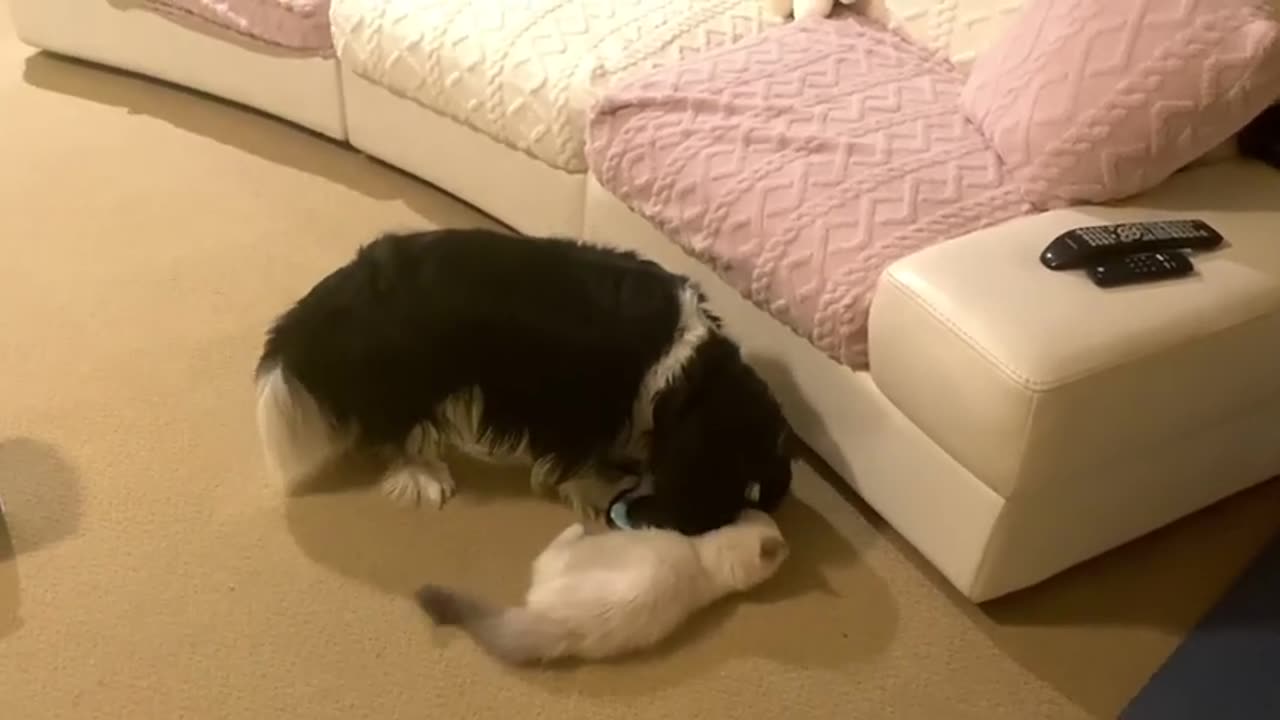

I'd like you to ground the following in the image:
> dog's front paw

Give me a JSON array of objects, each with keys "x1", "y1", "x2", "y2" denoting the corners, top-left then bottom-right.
[{"x1": 380, "y1": 463, "x2": 456, "y2": 509}]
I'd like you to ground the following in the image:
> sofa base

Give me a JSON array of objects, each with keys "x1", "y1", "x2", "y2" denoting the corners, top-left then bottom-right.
[
  {"x1": 15, "y1": 2, "x2": 1275, "y2": 601},
  {"x1": 871, "y1": 161, "x2": 1280, "y2": 599},
  {"x1": 586, "y1": 167, "x2": 1280, "y2": 602},
  {"x1": 582, "y1": 176, "x2": 1016, "y2": 600},
  {"x1": 10, "y1": 0, "x2": 346, "y2": 139},
  {"x1": 340, "y1": 69, "x2": 586, "y2": 238}
]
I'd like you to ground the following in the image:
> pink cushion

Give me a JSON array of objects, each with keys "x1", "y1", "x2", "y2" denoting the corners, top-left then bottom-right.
[
  {"x1": 588, "y1": 18, "x2": 1029, "y2": 368},
  {"x1": 961, "y1": 0, "x2": 1280, "y2": 208}
]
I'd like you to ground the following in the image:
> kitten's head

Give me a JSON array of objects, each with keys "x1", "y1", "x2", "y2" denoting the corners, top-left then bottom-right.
[{"x1": 695, "y1": 509, "x2": 789, "y2": 592}]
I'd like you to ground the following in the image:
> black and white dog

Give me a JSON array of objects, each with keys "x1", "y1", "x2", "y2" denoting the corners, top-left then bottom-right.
[{"x1": 255, "y1": 229, "x2": 794, "y2": 534}]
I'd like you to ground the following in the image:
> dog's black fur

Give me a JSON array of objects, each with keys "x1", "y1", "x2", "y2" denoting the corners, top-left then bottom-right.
[{"x1": 257, "y1": 229, "x2": 793, "y2": 534}]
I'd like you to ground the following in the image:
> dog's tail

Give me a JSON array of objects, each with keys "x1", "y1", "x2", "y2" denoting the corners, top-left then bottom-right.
[
  {"x1": 254, "y1": 362, "x2": 352, "y2": 493},
  {"x1": 416, "y1": 584, "x2": 574, "y2": 665}
]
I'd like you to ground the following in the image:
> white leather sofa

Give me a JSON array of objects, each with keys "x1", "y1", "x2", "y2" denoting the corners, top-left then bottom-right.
[
  {"x1": 328, "y1": 0, "x2": 781, "y2": 237},
  {"x1": 11, "y1": 0, "x2": 346, "y2": 139},
  {"x1": 585, "y1": 162, "x2": 1280, "y2": 601},
  {"x1": 12, "y1": 0, "x2": 1280, "y2": 601}
]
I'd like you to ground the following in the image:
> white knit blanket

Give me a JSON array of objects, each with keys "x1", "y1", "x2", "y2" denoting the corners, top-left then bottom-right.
[{"x1": 330, "y1": 0, "x2": 782, "y2": 171}]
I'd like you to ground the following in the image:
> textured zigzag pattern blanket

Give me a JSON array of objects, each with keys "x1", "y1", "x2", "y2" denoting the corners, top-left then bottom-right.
[
  {"x1": 127, "y1": 0, "x2": 334, "y2": 54},
  {"x1": 330, "y1": 0, "x2": 781, "y2": 171},
  {"x1": 588, "y1": 2, "x2": 1280, "y2": 368},
  {"x1": 587, "y1": 18, "x2": 1028, "y2": 368}
]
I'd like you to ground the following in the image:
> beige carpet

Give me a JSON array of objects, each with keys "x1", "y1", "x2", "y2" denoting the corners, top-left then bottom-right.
[{"x1": 3, "y1": 9, "x2": 1279, "y2": 720}]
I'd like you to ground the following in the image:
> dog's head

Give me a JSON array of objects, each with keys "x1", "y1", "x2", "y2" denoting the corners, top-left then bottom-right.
[{"x1": 634, "y1": 335, "x2": 796, "y2": 535}]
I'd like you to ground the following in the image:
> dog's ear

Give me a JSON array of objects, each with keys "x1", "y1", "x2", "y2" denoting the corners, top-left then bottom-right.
[
  {"x1": 625, "y1": 477, "x2": 745, "y2": 536},
  {"x1": 778, "y1": 425, "x2": 803, "y2": 459},
  {"x1": 624, "y1": 494, "x2": 673, "y2": 531},
  {"x1": 630, "y1": 451, "x2": 747, "y2": 536}
]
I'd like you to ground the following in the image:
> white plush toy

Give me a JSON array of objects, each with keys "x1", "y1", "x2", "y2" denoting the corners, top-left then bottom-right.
[{"x1": 763, "y1": 0, "x2": 857, "y2": 20}]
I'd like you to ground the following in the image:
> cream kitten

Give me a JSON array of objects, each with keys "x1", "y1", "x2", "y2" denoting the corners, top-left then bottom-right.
[{"x1": 416, "y1": 510, "x2": 789, "y2": 664}]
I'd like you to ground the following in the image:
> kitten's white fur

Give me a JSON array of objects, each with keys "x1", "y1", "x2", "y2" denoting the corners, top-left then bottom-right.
[{"x1": 416, "y1": 510, "x2": 789, "y2": 664}]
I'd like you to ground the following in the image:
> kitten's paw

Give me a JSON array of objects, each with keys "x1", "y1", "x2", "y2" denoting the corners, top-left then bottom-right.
[
  {"x1": 547, "y1": 522, "x2": 587, "y2": 548},
  {"x1": 380, "y1": 464, "x2": 456, "y2": 509}
]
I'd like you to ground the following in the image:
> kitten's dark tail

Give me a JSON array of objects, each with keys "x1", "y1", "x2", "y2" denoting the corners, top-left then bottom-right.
[{"x1": 415, "y1": 585, "x2": 574, "y2": 665}]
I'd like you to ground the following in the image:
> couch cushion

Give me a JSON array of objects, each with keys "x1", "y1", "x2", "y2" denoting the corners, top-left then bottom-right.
[
  {"x1": 961, "y1": 0, "x2": 1280, "y2": 209},
  {"x1": 587, "y1": 17, "x2": 1028, "y2": 367},
  {"x1": 129, "y1": 0, "x2": 333, "y2": 52},
  {"x1": 329, "y1": 0, "x2": 780, "y2": 172}
]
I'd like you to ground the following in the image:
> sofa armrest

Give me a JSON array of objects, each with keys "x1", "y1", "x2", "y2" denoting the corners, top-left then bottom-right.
[{"x1": 868, "y1": 160, "x2": 1280, "y2": 500}]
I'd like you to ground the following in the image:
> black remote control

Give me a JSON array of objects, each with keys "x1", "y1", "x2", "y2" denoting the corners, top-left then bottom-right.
[
  {"x1": 1087, "y1": 251, "x2": 1195, "y2": 288},
  {"x1": 1040, "y1": 219, "x2": 1222, "y2": 270}
]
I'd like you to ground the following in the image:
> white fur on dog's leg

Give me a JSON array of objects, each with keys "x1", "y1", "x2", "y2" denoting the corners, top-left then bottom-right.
[
  {"x1": 559, "y1": 486, "x2": 601, "y2": 521},
  {"x1": 380, "y1": 463, "x2": 456, "y2": 509},
  {"x1": 255, "y1": 364, "x2": 352, "y2": 494},
  {"x1": 556, "y1": 474, "x2": 619, "y2": 522},
  {"x1": 529, "y1": 458, "x2": 561, "y2": 496}
]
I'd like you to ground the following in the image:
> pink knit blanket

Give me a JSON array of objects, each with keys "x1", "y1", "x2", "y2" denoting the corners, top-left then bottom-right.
[
  {"x1": 133, "y1": 0, "x2": 333, "y2": 54},
  {"x1": 587, "y1": 18, "x2": 1029, "y2": 368}
]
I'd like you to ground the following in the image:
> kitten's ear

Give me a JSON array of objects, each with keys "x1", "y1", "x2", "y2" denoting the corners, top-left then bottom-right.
[{"x1": 759, "y1": 536, "x2": 788, "y2": 563}]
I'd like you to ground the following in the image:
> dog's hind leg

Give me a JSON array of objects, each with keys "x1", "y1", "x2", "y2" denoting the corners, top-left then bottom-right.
[
  {"x1": 255, "y1": 364, "x2": 353, "y2": 494},
  {"x1": 531, "y1": 460, "x2": 625, "y2": 521},
  {"x1": 380, "y1": 422, "x2": 457, "y2": 509}
]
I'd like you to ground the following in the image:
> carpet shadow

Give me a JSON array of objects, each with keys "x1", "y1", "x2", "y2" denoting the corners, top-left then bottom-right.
[
  {"x1": 508, "y1": 484, "x2": 898, "y2": 699},
  {"x1": 0, "y1": 437, "x2": 83, "y2": 640},
  {"x1": 950, "y1": 477, "x2": 1280, "y2": 718},
  {"x1": 20, "y1": 52, "x2": 502, "y2": 231},
  {"x1": 0, "y1": 511, "x2": 18, "y2": 640},
  {"x1": 284, "y1": 451, "x2": 546, "y2": 592},
  {"x1": 285, "y1": 451, "x2": 894, "y2": 690},
  {"x1": 0, "y1": 437, "x2": 82, "y2": 557},
  {"x1": 753, "y1": 335, "x2": 1280, "y2": 717}
]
